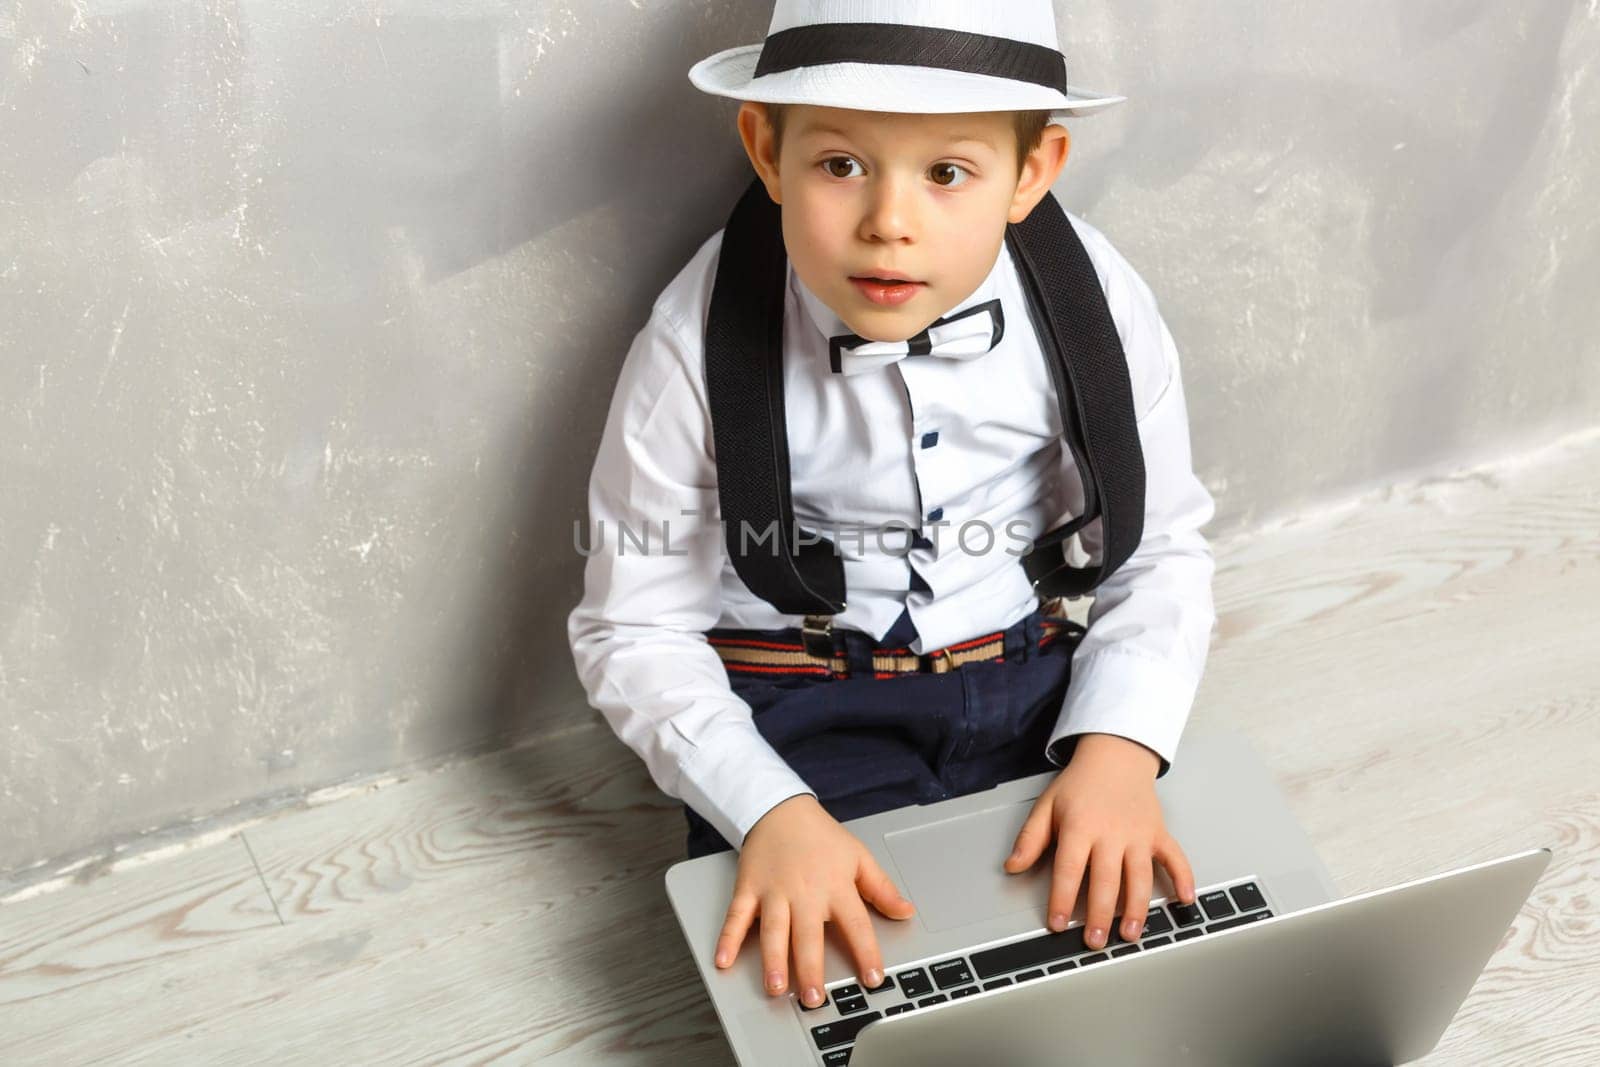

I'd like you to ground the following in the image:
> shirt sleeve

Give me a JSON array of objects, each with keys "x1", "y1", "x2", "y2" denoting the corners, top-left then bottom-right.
[
  {"x1": 566, "y1": 304, "x2": 816, "y2": 850},
  {"x1": 1042, "y1": 228, "x2": 1218, "y2": 778}
]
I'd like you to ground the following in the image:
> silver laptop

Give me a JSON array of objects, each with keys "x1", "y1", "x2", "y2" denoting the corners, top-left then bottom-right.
[{"x1": 665, "y1": 727, "x2": 1550, "y2": 1066}]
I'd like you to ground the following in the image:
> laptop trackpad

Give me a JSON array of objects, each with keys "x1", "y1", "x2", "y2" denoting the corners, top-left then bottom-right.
[{"x1": 884, "y1": 800, "x2": 1049, "y2": 934}]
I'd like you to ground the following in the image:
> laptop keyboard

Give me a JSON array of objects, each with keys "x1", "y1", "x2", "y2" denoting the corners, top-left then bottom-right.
[{"x1": 796, "y1": 877, "x2": 1276, "y2": 1065}]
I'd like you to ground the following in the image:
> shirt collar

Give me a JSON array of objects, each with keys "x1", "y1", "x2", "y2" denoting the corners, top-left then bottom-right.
[{"x1": 791, "y1": 241, "x2": 1012, "y2": 345}]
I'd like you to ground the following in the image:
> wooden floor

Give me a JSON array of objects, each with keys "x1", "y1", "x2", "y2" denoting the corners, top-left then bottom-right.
[{"x1": 3, "y1": 429, "x2": 1598, "y2": 1065}]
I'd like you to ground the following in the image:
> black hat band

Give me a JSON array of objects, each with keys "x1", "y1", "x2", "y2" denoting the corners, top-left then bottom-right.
[{"x1": 752, "y1": 22, "x2": 1069, "y2": 94}]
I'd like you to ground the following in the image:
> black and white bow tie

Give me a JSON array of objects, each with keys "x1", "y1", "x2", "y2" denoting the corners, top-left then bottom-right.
[{"x1": 827, "y1": 298, "x2": 1006, "y2": 376}]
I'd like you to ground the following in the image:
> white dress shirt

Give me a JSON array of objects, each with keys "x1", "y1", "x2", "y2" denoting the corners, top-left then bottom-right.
[{"x1": 566, "y1": 211, "x2": 1217, "y2": 851}]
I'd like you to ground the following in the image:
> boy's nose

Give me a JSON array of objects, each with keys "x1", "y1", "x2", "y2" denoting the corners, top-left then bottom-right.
[{"x1": 862, "y1": 179, "x2": 917, "y2": 243}]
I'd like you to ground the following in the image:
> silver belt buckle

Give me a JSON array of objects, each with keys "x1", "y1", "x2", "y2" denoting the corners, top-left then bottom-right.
[{"x1": 801, "y1": 614, "x2": 835, "y2": 660}]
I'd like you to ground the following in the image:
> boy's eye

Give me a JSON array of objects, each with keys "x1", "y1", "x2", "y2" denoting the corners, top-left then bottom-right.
[
  {"x1": 822, "y1": 156, "x2": 864, "y2": 179},
  {"x1": 930, "y1": 162, "x2": 970, "y2": 188}
]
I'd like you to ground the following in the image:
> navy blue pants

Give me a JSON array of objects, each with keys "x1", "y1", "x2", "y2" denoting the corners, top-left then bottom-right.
[{"x1": 683, "y1": 604, "x2": 1087, "y2": 858}]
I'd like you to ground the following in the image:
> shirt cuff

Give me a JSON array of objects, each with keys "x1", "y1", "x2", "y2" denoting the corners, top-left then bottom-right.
[
  {"x1": 675, "y1": 719, "x2": 818, "y2": 850},
  {"x1": 1043, "y1": 648, "x2": 1199, "y2": 779}
]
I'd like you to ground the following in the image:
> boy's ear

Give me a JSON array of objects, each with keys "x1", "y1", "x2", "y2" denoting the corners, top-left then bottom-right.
[
  {"x1": 737, "y1": 102, "x2": 783, "y2": 205},
  {"x1": 1008, "y1": 123, "x2": 1071, "y2": 224}
]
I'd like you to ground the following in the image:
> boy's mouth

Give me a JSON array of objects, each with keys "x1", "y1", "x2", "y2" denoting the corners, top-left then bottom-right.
[
  {"x1": 851, "y1": 270, "x2": 920, "y2": 284},
  {"x1": 850, "y1": 273, "x2": 925, "y2": 307}
]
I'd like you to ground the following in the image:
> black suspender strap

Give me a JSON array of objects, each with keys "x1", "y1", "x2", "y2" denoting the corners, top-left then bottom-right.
[
  {"x1": 1006, "y1": 191, "x2": 1147, "y2": 598},
  {"x1": 704, "y1": 178, "x2": 848, "y2": 619}
]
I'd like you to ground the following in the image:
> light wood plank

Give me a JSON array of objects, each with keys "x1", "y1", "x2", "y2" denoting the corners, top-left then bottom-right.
[{"x1": 0, "y1": 835, "x2": 283, "y2": 1063}]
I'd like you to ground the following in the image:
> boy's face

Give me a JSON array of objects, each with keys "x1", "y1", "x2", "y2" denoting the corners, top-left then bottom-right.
[{"x1": 737, "y1": 103, "x2": 1070, "y2": 343}]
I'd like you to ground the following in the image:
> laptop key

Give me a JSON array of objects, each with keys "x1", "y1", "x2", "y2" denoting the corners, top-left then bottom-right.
[
  {"x1": 895, "y1": 967, "x2": 934, "y2": 999},
  {"x1": 1015, "y1": 968, "x2": 1045, "y2": 982},
  {"x1": 918, "y1": 994, "x2": 949, "y2": 1007},
  {"x1": 1142, "y1": 935, "x2": 1172, "y2": 949},
  {"x1": 1230, "y1": 882, "x2": 1267, "y2": 913},
  {"x1": 1046, "y1": 961, "x2": 1076, "y2": 974},
  {"x1": 930, "y1": 958, "x2": 975, "y2": 989},
  {"x1": 1142, "y1": 906, "x2": 1175, "y2": 937},
  {"x1": 822, "y1": 1049, "x2": 853, "y2": 1066},
  {"x1": 886, "y1": 1003, "x2": 916, "y2": 1016},
  {"x1": 834, "y1": 995, "x2": 868, "y2": 1016},
  {"x1": 1174, "y1": 928, "x2": 1203, "y2": 941},
  {"x1": 864, "y1": 974, "x2": 896, "y2": 995},
  {"x1": 1081, "y1": 952, "x2": 1110, "y2": 965},
  {"x1": 1168, "y1": 901, "x2": 1205, "y2": 927},
  {"x1": 1110, "y1": 944, "x2": 1140, "y2": 958},
  {"x1": 983, "y1": 978, "x2": 1014, "y2": 991},
  {"x1": 811, "y1": 1011, "x2": 882, "y2": 1051},
  {"x1": 1199, "y1": 890, "x2": 1236, "y2": 921},
  {"x1": 832, "y1": 983, "x2": 862, "y2": 1000},
  {"x1": 799, "y1": 990, "x2": 829, "y2": 1011},
  {"x1": 951, "y1": 986, "x2": 980, "y2": 999},
  {"x1": 970, "y1": 926, "x2": 1088, "y2": 979},
  {"x1": 1208, "y1": 910, "x2": 1274, "y2": 934}
]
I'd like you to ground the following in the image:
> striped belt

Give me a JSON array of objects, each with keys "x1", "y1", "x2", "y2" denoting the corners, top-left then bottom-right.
[{"x1": 708, "y1": 598, "x2": 1085, "y2": 680}]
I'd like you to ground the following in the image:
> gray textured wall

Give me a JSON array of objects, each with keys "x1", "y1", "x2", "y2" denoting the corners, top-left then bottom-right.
[{"x1": 2, "y1": 1, "x2": 1596, "y2": 878}]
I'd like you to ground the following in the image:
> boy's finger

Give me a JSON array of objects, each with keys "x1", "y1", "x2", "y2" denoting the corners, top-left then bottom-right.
[
  {"x1": 1004, "y1": 797, "x2": 1053, "y2": 872},
  {"x1": 791, "y1": 908, "x2": 827, "y2": 1008},
  {"x1": 1047, "y1": 830, "x2": 1091, "y2": 931},
  {"x1": 758, "y1": 897, "x2": 791, "y2": 996},
  {"x1": 1154, "y1": 832, "x2": 1198, "y2": 903},
  {"x1": 1082, "y1": 843, "x2": 1124, "y2": 950},
  {"x1": 1119, "y1": 848, "x2": 1153, "y2": 942},
  {"x1": 715, "y1": 892, "x2": 758, "y2": 968},
  {"x1": 856, "y1": 851, "x2": 916, "y2": 919},
  {"x1": 835, "y1": 893, "x2": 886, "y2": 989}
]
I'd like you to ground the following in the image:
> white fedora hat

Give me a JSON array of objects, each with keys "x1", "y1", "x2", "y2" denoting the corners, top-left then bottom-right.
[{"x1": 688, "y1": 0, "x2": 1124, "y2": 122}]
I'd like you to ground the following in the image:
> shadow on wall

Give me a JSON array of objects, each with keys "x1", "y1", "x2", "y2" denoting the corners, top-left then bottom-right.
[
  {"x1": 185, "y1": 6, "x2": 770, "y2": 751},
  {"x1": 432, "y1": 11, "x2": 767, "y2": 748}
]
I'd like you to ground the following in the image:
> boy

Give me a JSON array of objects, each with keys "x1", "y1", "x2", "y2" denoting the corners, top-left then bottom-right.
[{"x1": 568, "y1": 2, "x2": 1213, "y2": 1014}]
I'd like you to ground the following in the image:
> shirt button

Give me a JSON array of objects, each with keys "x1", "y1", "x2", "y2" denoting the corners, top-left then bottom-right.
[
  {"x1": 926, "y1": 507, "x2": 944, "y2": 522},
  {"x1": 920, "y1": 431, "x2": 940, "y2": 449}
]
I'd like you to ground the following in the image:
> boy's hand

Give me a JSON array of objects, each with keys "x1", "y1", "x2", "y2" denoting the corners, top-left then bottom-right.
[
  {"x1": 1003, "y1": 733, "x2": 1197, "y2": 948},
  {"x1": 713, "y1": 794, "x2": 917, "y2": 1006}
]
